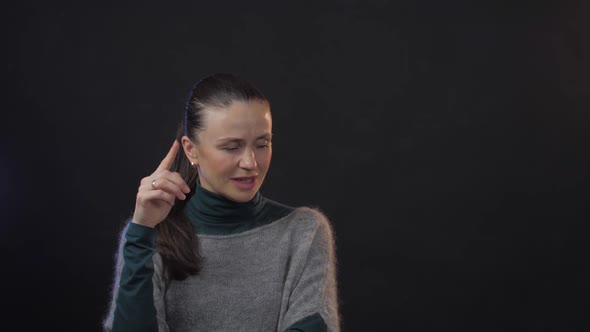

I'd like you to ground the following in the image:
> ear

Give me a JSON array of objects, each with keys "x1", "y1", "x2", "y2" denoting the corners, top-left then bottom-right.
[{"x1": 181, "y1": 135, "x2": 199, "y2": 165}]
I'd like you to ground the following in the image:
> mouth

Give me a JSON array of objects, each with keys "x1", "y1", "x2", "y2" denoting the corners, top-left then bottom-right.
[
  {"x1": 230, "y1": 176, "x2": 258, "y2": 190},
  {"x1": 231, "y1": 176, "x2": 257, "y2": 183}
]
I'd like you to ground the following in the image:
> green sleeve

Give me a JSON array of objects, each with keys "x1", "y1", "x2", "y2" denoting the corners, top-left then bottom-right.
[
  {"x1": 286, "y1": 313, "x2": 327, "y2": 331},
  {"x1": 112, "y1": 222, "x2": 158, "y2": 332}
]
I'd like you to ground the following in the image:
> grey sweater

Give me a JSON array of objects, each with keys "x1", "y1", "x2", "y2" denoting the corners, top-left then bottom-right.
[{"x1": 103, "y1": 205, "x2": 340, "y2": 331}]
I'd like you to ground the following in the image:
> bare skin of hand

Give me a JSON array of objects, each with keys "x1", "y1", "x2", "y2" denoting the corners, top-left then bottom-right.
[{"x1": 132, "y1": 140, "x2": 191, "y2": 228}]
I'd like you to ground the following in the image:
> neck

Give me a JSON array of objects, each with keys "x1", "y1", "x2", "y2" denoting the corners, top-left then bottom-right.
[{"x1": 184, "y1": 178, "x2": 265, "y2": 235}]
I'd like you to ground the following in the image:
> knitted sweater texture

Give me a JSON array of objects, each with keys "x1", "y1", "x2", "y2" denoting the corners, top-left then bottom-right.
[{"x1": 103, "y1": 186, "x2": 339, "y2": 332}]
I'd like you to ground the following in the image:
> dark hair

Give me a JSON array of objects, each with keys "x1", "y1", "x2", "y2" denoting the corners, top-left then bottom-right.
[{"x1": 155, "y1": 73, "x2": 269, "y2": 281}]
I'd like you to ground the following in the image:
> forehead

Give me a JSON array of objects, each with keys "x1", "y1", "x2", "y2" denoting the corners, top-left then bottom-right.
[{"x1": 200, "y1": 100, "x2": 272, "y2": 140}]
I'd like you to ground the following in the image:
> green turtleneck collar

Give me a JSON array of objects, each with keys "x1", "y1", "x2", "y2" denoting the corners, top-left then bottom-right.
[{"x1": 184, "y1": 178, "x2": 295, "y2": 235}]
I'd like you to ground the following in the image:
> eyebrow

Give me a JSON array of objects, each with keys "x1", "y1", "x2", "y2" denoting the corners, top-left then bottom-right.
[{"x1": 217, "y1": 133, "x2": 273, "y2": 143}]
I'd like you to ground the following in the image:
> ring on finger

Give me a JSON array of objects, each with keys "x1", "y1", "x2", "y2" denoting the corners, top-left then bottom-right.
[{"x1": 151, "y1": 179, "x2": 157, "y2": 189}]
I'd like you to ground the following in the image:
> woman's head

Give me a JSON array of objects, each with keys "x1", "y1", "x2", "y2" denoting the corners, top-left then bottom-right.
[
  {"x1": 160, "y1": 73, "x2": 271, "y2": 280},
  {"x1": 179, "y1": 73, "x2": 272, "y2": 202}
]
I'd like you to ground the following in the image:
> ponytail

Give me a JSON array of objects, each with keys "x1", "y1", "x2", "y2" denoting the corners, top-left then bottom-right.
[{"x1": 154, "y1": 124, "x2": 202, "y2": 281}]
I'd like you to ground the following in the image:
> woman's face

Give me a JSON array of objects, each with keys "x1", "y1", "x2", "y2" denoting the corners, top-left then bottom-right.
[{"x1": 187, "y1": 100, "x2": 272, "y2": 202}]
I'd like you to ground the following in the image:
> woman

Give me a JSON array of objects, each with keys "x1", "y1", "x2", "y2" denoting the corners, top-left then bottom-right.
[{"x1": 103, "y1": 73, "x2": 340, "y2": 331}]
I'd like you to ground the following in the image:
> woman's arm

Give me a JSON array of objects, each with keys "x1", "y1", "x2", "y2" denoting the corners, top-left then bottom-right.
[
  {"x1": 104, "y1": 141, "x2": 188, "y2": 331},
  {"x1": 103, "y1": 222, "x2": 168, "y2": 332},
  {"x1": 282, "y1": 210, "x2": 341, "y2": 332}
]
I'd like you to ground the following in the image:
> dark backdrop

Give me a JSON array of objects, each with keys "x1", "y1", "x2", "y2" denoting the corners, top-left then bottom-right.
[{"x1": 3, "y1": 0, "x2": 589, "y2": 331}]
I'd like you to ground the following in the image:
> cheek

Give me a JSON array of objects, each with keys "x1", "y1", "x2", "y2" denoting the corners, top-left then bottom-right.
[
  {"x1": 217, "y1": 157, "x2": 236, "y2": 176},
  {"x1": 258, "y1": 151, "x2": 272, "y2": 170},
  {"x1": 202, "y1": 153, "x2": 234, "y2": 177}
]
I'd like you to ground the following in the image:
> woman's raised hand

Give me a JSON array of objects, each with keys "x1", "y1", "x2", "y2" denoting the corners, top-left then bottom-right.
[{"x1": 132, "y1": 140, "x2": 191, "y2": 228}]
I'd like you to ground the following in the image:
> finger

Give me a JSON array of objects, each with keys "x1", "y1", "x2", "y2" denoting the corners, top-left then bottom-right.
[
  {"x1": 168, "y1": 172, "x2": 191, "y2": 194},
  {"x1": 147, "y1": 170, "x2": 191, "y2": 194},
  {"x1": 155, "y1": 140, "x2": 180, "y2": 172},
  {"x1": 138, "y1": 189, "x2": 176, "y2": 207},
  {"x1": 140, "y1": 177, "x2": 187, "y2": 200}
]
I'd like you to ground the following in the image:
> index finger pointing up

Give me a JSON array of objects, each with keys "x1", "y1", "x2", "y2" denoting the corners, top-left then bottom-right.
[{"x1": 156, "y1": 140, "x2": 180, "y2": 172}]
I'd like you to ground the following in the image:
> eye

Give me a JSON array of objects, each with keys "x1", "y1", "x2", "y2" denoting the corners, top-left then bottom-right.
[
  {"x1": 256, "y1": 140, "x2": 271, "y2": 149},
  {"x1": 222, "y1": 146, "x2": 239, "y2": 152}
]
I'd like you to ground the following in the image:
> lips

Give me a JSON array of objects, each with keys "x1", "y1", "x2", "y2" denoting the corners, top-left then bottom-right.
[
  {"x1": 231, "y1": 176, "x2": 256, "y2": 183},
  {"x1": 230, "y1": 176, "x2": 258, "y2": 189}
]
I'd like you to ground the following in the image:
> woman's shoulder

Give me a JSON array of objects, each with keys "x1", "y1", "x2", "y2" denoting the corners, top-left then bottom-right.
[
  {"x1": 263, "y1": 196, "x2": 329, "y2": 224},
  {"x1": 288, "y1": 206, "x2": 330, "y2": 223},
  {"x1": 282, "y1": 206, "x2": 337, "y2": 263},
  {"x1": 276, "y1": 205, "x2": 335, "y2": 240}
]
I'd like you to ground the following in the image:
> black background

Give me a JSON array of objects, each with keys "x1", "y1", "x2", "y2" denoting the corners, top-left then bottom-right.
[{"x1": 2, "y1": 0, "x2": 589, "y2": 331}]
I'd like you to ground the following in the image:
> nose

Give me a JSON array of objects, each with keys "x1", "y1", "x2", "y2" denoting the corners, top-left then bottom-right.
[{"x1": 239, "y1": 148, "x2": 257, "y2": 170}]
